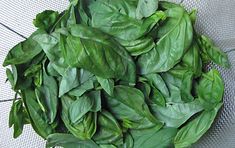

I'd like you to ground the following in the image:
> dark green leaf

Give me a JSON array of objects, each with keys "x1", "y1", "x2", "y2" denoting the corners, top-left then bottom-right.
[
  {"x1": 61, "y1": 95, "x2": 97, "y2": 139},
  {"x1": 136, "y1": 0, "x2": 159, "y2": 19},
  {"x1": 69, "y1": 69, "x2": 95, "y2": 97},
  {"x1": 69, "y1": 95, "x2": 93, "y2": 123},
  {"x1": 22, "y1": 88, "x2": 56, "y2": 139},
  {"x1": 93, "y1": 111, "x2": 123, "y2": 144},
  {"x1": 46, "y1": 133, "x2": 99, "y2": 148},
  {"x1": 96, "y1": 76, "x2": 114, "y2": 96},
  {"x1": 87, "y1": 90, "x2": 102, "y2": 112},
  {"x1": 123, "y1": 132, "x2": 134, "y2": 148},
  {"x1": 181, "y1": 40, "x2": 202, "y2": 77},
  {"x1": 89, "y1": 0, "x2": 165, "y2": 41},
  {"x1": 136, "y1": 79, "x2": 151, "y2": 100},
  {"x1": 151, "y1": 100, "x2": 204, "y2": 127},
  {"x1": 6, "y1": 67, "x2": 17, "y2": 89},
  {"x1": 145, "y1": 73, "x2": 169, "y2": 98},
  {"x1": 174, "y1": 103, "x2": 222, "y2": 148},
  {"x1": 9, "y1": 100, "x2": 26, "y2": 138},
  {"x1": 196, "y1": 69, "x2": 224, "y2": 110},
  {"x1": 59, "y1": 68, "x2": 79, "y2": 97},
  {"x1": 162, "y1": 67, "x2": 194, "y2": 103},
  {"x1": 105, "y1": 85, "x2": 163, "y2": 129},
  {"x1": 131, "y1": 127, "x2": 177, "y2": 148},
  {"x1": 65, "y1": 24, "x2": 136, "y2": 84},
  {"x1": 33, "y1": 10, "x2": 59, "y2": 32},
  {"x1": 3, "y1": 33, "x2": 43, "y2": 67},
  {"x1": 36, "y1": 62, "x2": 58, "y2": 123},
  {"x1": 69, "y1": 79, "x2": 94, "y2": 97},
  {"x1": 197, "y1": 35, "x2": 230, "y2": 68},
  {"x1": 119, "y1": 37, "x2": 155, "y2": 56},
  {"x1": 138, "y1": 2, "x2": 193, "y2": 74},
  {"x1": 149, "y1": 87, "x2": 165, "y2": 107}
]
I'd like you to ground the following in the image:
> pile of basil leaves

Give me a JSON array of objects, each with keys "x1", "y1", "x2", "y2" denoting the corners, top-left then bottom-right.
[{"x1": 3, "y1": 0, "x2": 230, "y2": 148}]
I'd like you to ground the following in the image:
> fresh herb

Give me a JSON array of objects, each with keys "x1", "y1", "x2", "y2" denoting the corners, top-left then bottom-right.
[{"x1": 4, "y1": 0, "x2": 229, "y2": 148}]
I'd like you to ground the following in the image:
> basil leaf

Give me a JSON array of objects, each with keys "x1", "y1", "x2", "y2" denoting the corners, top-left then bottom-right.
[
  {"x1": 46, "y1": 133, "x2": 99, "y2": 148},
  {"x1": 9, "y1": 100, "x2": 26, "y2": 138},
  {"x1": 89, "y1": 0, "x2": 164, "y2": 41},
  {"x1": 138, "y1": 2, "x2": 193, "y2": 74},
  {"x1": 162, "y1": 67, "x2": 194, "y2": 103},
  {"x1": 118, "y1": 37, "x2": 155, "y2": 56},
  {"x1": 66, "y1": 24, "x2": 136, "y2": 84},
  {"x1": 59, "y1": 68, "x2": 79, "y2": 97},
  {"x1": 136, "y1": 0, "x2": 159, "y2": 19},
  {"x1": 174, "y1": 103, "x2": 223, "y2": 148},
  {"x1": 69, "y1": 95, "x2": 93, "y2": 124},
  {"x1": 33, "y1": 10, "x2": 59, "y2": 32},
  {"x1": 145, "y1": 73, "x2": 170, "y2": 98},
  {"x1": 96, "y1": 76, "x2": 114, "y2": 96},
  {"x1": 3, "y1": 33, "x2": 43, "y2": 67},
  {"x1": 197, "y1": 69, "x2": 224, "y2": 110},
  {"x1": 105, "y1": 85, "x2": 163, "y2": 129},
  {"x1": 61, "y1": 95, "x2": 97, "y2": 139},
  {"x1": 197, "y1": 35, "x2": 230, "y2": 68},
  {"x1": 131, "y1": 127, "x2": 177, "y2": 148},
  {"x1": 181, "y1": 40, "x2": 202, "y2": 77},
  {"x1": 151, "y1": 100, "x2": 204, "y2": 128},
  {"x1": 93, "y1": 111, "x2": 123, "y2": 144},
  {"x1": 22, "y1": 89, "x2": 56, "y2": 139}
]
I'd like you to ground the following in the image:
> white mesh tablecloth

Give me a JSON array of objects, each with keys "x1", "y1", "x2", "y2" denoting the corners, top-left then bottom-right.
[{"x1": 0, "y1": 0, "x2": 235, "y2": 148}]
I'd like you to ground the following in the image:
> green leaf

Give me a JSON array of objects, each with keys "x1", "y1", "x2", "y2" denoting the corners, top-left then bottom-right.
[
  {"x1": 96, "y1": 76, "x2": 114, "y2": 96},
  {"x1": 118, "y1": 37, "x2": 155, "y2": 56},
  {"x1": 89, "y1": 0, "x2": 165, "y2": 41},
  {"x1": 65, "y1": 24, "x2": 136, "y2": 84},
  {"x1": 46, "y1": 133, "x2": 99, "y2": 148},
  {"x1": 174, "y1": 103, "x2": 222, "y2": 148},
  {"x1": 149, "y1": 87, "x2": 165, "y2": 107},
  {"x1": 36, "y1": 61, "x2": 58, "y2": 123},
  {"x1": 87, "y1": 90, "x2": 102, "y2": 112},
  {"x1": 9, "y1": 100, "x2": 26, "y2": 138},
  {"x1": 162, "y1": 67, "x2": 194, "y2": 103},
  {"x1": 11, "y1": 64, "x2": 33, "y2": 91},
  {"x1": 59, "y1": 68, "x2": 79, "y2": 97},
  {"x1": 197, "y1": 35, "x2": 230, "y2": 68},
  {"x1": 6, "y1": 66, "x2": 17, "y2": 89},
  {"x1": 61, "y1": 95, "x2": 97, "y2": 140},
  {"x1": 131, "y1": 127, "x2": 177, "y2": 148},
  {"x1": 24, "y1": 64, "x2": 41, "y2": 77},
  {"x1": 99, "y1": 144, "x2": 117, "y2": 148},
  {"x1": 93, "y1": 111, "x2": 123, "y2": 144},
  {"x1": 33, "y1": 10, "x2": 59, "y2": 32},
  {"x1": 33, "y1": 30, "x2": 69, "y2": 76},
  {"x1": 69, "y1": 95, "x2": 93, "y2": 123},
  {"x1": 136, "y1": 79, "x2": 151, "y2": 100},
  {"x1": 151, "y1": 100, "x2": 204, "y2": 128},
  {"x1": 145, "y1": 73, "x2": 169, "y2": 98},
  {"x1": 196, "y1": 69, "x2": 224, "y2": 110},
  {"x1": 181, "y1": 40, "x2": 202, "y2": 77},
  {"x1": 69, "y1": 79, "x2": 94, "y2": 97},
  {"x1": 123, "y1": 132, "x2": 134, "y2": 148},
  {"x1": 138, "y1": 2, "x2": 193, "y2": 74},
  {"x1": 3, "y1": 33, "x2": 43, "y2": 67},
  {"x1": 136, "y1": 0, "x2": 159, "y2": 19},
  {"x1": 22, "y1": 88, "x2": 56, "y2": 139},
  {"x1": 69, "y1": 69, "x2": 95, "y2": 97},
  {"x1": 105, "y1": 85, "x2": 163, "y2": 129},
  {"x1": 189, "y1": 9, "x2": 197, "y2": 25}
]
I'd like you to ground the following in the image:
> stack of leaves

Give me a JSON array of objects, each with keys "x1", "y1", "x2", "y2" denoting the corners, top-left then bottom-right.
[{"x1": 4, "y1": 0, "x2": 230, "y2": 148}]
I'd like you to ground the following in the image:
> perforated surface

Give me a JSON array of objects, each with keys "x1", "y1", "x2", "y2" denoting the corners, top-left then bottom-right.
[{"x1": 0, "y1": 0, "x2": 234, "y2": 148}]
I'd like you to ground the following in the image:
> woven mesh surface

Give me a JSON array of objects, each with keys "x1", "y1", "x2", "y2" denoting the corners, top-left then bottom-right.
[{"x1": 0, "y1": 0, "x2": 234, "y2": 148}]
